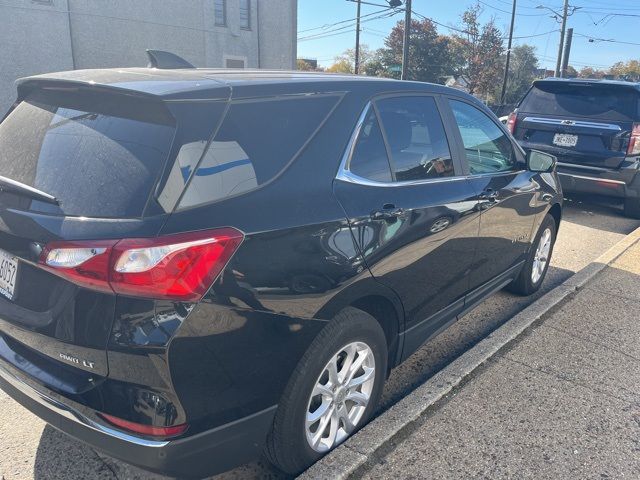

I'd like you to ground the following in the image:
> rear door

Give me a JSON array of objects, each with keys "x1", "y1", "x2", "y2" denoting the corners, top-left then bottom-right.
[
  {"x1": 514, "y1": 82, "x2": 639, "y2": 169},
  {"x1": 334, "y1": 95, "x2": 480, "y2": 356},
  {"x1": 446, "y1": 98, "x2": 537, "y2": 295},
  {"x1": 0, "y1": 86, "x2": 179, "y2": 380}
]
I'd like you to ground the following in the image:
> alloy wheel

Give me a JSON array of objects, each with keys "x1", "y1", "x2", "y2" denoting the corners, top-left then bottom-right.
[
  {"x1": 305, "y1": 341, "x2": 375, "y2": 453},
  {"x1": 532, "y1": 227, "x2": 552, "y2": 284}
]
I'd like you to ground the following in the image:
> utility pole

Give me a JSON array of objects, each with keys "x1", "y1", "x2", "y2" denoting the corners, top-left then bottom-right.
[
  {"x1": 401, "y1": 0, "x2": 412, "y2": 80},
  {"x1": 561, "y1": 28, "x2": 573, "y2": 78},
  {"x1": 354, "y1": 0, "x2": 362, "y2": 74},
  {"x1": 500, "y1": 0, "x2": 517, "y2": 105},
  {"x1": 555, "y1": 0, "x2": 569, "y2": 77}
]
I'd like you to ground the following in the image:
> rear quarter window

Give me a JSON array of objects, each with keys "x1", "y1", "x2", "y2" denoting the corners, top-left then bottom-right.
[
  {"x1": 0, "y1": 91, "x2": 175, "y2": 218},
  {"x1": 519, "y1": 83, "x2": 640, "y2": 121},
  {"x1": 175, "y1": 94, "x2": 340, "y2": 210}
]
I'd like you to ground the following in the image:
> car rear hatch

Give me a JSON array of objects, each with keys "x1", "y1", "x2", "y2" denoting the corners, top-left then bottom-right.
[
  {"x1": 0, "y1": 83, "x2": 179, "y2": 392},
  {"x1": 514, "y1": 80, "x2": 640, "y2": 169}
]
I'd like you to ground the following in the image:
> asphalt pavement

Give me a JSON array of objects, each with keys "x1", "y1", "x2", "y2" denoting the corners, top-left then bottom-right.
[
  {"x1": 0, "y1": 197, "x2": 638, "y2": 480},
  {"x1": 354, "y1": 225, "x2": 640, "y2": 480}
]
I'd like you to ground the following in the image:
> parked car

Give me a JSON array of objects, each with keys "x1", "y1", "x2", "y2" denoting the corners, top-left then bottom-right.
[
  {"x1": 507, "y1": 78, "x2": 640, "y2": 218},
  {"x1": 0, "y1": 62, "x2": 562, "y2": 478}
]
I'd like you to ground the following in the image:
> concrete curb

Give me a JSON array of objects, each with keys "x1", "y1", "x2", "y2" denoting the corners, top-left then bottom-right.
[{"x1": 299, "y1": 225, "x2": 640, "y2": 480}]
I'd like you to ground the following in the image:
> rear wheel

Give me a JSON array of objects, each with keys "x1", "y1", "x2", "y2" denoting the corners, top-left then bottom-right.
[
  {"x1": 265, "y1": 307, "x2": 387, "y2": 475},
  {"x1": 506, "y1": 214, "x2": 557, "y2": 296},
  {"x1": 623, "y1": 196, "x2": 640, "y2": 219}
]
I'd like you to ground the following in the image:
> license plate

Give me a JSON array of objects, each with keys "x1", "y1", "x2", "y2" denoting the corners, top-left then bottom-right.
[
  {"x1": 553, "y1": 133, "x2": 578, "y2": 147},
  {"x1": 0, "y1": 249, "x2": 19, "y2": 300}
]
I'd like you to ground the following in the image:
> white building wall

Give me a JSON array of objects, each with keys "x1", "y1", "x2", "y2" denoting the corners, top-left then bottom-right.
[{"x1": 0, "y1": 0, "x2": 297, "y2": 113}]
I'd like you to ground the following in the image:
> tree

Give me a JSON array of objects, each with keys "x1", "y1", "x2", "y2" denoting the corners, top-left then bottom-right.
[
  {"x1": 296, "y1": 59, "x2": 314, "y2": 71},
  {"x1": 499, "y1": 44, "x2": 538, "y2": 104},
  {"x1": 578, "y1": 66, "x2": 606, "y2": 79},
  {"x1": 609, "y1": 60, "x2": 640, "y2": 79},
  {"x1": 378, "y1": 18, "x2": 453, "y2": 83},
  {"x1": 326, "y1": 59, "x2": 353, "y2": 74},
  {"x1": 450, "y1": 3, "x2": 504, "y2": 100}
]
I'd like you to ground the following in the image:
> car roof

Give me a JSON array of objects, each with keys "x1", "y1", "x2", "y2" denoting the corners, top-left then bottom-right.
[
  {"x1": 16, "y1": 67, "x2": 473, "y2": 102},
  {"x1": 533, "y1": 77, "x2": 640, "y2": 90}
]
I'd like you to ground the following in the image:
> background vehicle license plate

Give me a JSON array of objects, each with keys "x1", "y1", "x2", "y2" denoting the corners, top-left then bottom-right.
[{"x1": 553, "y1": 133, "x2": 578, "y2": 147}]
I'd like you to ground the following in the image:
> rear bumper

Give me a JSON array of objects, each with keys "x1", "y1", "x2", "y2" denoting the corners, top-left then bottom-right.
[
  {"x1": 555, "y1": 161, "x2": 640, "y2": 199},
  {"x1": 0, "y1": 358, "x2": 276, "y2": 478}
]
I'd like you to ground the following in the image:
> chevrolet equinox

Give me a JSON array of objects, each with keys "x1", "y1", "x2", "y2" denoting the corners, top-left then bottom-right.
[{"x1": 0, "y1": 64, "x2": 562, "y2": 477}]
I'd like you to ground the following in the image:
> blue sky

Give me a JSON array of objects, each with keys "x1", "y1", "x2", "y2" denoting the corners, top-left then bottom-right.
[{"x1": 297, "y1": 0, "x2": 640, "y2": 71}]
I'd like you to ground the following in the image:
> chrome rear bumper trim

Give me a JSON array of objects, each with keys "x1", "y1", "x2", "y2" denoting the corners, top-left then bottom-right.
[
  {"x1": 557, "y1": 172, "x2": 626, "y2": 185},
  {"x1": 0, "y1": 362, "x2": 168, "y2": 448}
]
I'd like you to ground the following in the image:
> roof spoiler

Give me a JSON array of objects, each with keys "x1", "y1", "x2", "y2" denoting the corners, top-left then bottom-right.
[{"x1": 146, "y1": 50, "x2": 195, "y2": 69}]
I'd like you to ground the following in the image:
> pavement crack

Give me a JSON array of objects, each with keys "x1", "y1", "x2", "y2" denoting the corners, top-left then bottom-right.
[
  {"x1": 91, "y1": 449, "x2": 120, "y2": 480},
  {"x1": 543, "y1": 324, "x2": 640, "y2": 363},
  {"x1": 502, "y1": 356, "x2": 636, "y2": 406}
]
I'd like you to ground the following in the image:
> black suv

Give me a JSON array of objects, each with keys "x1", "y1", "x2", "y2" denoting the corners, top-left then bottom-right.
[
  {"x1": 0, "y1": 67, "x2": 561, "y2": 477},
  {"x1": 508, "y1": 78, "x2": 640, "y2": 218}
]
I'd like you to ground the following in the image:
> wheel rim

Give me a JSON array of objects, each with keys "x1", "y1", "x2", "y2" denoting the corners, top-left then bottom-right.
[
  {"x1": 305, "y1": 341, "x2": 376, "y2": 453},
  {"x1": 532, "y1": 227, "x2": 552, "y2": 284},
  {"x1": 430, "y1": 217, "x2": 451, "y2": 233}
]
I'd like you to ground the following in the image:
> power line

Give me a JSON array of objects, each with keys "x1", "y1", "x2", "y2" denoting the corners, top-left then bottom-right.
[{"x1": 298, "y1": 7, "x2": 393, "y2": 34}]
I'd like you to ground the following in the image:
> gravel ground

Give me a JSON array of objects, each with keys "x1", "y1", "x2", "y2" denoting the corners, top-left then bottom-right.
[{"x1": 1, "y1": 196, "x2": 638, "y2": 480}]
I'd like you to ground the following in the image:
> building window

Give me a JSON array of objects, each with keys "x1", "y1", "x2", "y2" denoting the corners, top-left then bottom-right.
[
  {"x1": 225, "y1": 58, "x2": 246, "y2": 69},
  {"x1": 240, "y1": 0, "x2": 250, "y2": 30},
  {"x1": 214, "y1": 0, "x2": 226, "y2": 26}
]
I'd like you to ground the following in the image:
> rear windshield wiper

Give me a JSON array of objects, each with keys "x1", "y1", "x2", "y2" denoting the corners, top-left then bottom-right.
[{"x1": 0, "y1": 175, "x2": 60, "y2": 206}]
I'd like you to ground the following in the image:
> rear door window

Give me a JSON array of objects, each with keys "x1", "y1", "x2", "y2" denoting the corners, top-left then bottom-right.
[
  {"x1": 519, "y1": 83, "x2": 640, "y2": 121},
  {"x1": 449, "y1": 99, "x2": 516, "y2": 174},
  {"x1": 0, "y1": 92, "x2": 175, "y2": 218},
  {"x1": 177, "y1": 94, "x2": 339, "y2": 209},
  {"x1": 348, "y1": 108, "x2": 393, "y2": 182},
  {"x1": 376, "y1": 96, "x2": 454, "y2": 181}
]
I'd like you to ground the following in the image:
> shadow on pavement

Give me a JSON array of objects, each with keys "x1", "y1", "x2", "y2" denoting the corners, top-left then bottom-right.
[
  {"x1": 561, "y1": 195, "x2": 634, "y2": 234},
  {"x1": 379, "y1": 264, "x2": 574, "y2": 411}
]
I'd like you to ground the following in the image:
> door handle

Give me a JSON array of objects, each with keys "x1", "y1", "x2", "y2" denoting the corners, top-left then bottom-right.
[
  {"x1": 478, "y1": 189, "x2": 499, "y2": 201},
  {"x1": 370, "y1": 204, "x2": 405, "y2": 221}
]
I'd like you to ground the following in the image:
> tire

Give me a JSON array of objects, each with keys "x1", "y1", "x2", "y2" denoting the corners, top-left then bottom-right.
[
  {"x1": 506, "y1": 213, "x2": 557, "y2": 296},
  {"x1": 623, "y1": 196, "x2": 640, "y2": 219},
  {"x1": 264, "y1": 307, "x2": 388, "y2": 475}
]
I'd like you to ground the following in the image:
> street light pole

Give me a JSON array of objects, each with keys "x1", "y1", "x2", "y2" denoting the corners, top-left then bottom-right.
[
  {"x1": 500, "y1": 0, "x2": 517, "y2": 105},
  {"x1": 401, "y1": 0, "x2": 412, "y2": 80},
  {"x1": 354, "y1": 0, "x2": 362, "y2": 74},
  {"x1": 555, "y1": 0, "x2": 569, "y2": 77}
]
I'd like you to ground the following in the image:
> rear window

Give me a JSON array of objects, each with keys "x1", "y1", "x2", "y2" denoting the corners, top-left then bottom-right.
[
  {"x1": 519, "y1": 83, "x2": 640, "y2": 121},
  {"x1": 176, "y1": 94, "x2": 339, "y2": 209},
  {"x1": 0, "y1": 91, "x2": 175, "y2": 218}
]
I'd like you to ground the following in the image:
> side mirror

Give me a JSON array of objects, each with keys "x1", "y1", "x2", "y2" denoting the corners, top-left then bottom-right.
[{"x1": 527, "y1": 149, "x2": 556, "y2": 173}]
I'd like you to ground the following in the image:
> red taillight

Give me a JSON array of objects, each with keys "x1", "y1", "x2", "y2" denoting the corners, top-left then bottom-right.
[
  {"x1": 627, "y1": 123, "x2": 640, "y2": 156},
  {"x1": 99, "y1": 413, "x2": 188, "y2": 438},
  {"x1": 39, "y1": 228, "x2": 244, "y2": 301},
  {"x1": 506, "y1": 111, "x2": 517, "y2": 135}
]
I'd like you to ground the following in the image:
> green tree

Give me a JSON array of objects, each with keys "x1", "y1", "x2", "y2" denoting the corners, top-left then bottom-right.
[
  {"x1": 378, "y1": 18, "x2": 453, "y2": 83},
  {"x1": 451, "y1": 3, "x2": 504, "y2": 99},
  {"x1": 498, "y1": 44, "x2": 539, "y2": 104}
]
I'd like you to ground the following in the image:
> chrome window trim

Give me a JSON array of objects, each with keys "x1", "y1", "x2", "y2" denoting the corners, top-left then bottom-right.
[
  {"x1": 522, "y1": 116, "x2": 622, "y2": 131},
  {"x1": 335, "y1": 101, "x2": 468, "y2": 188}
]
